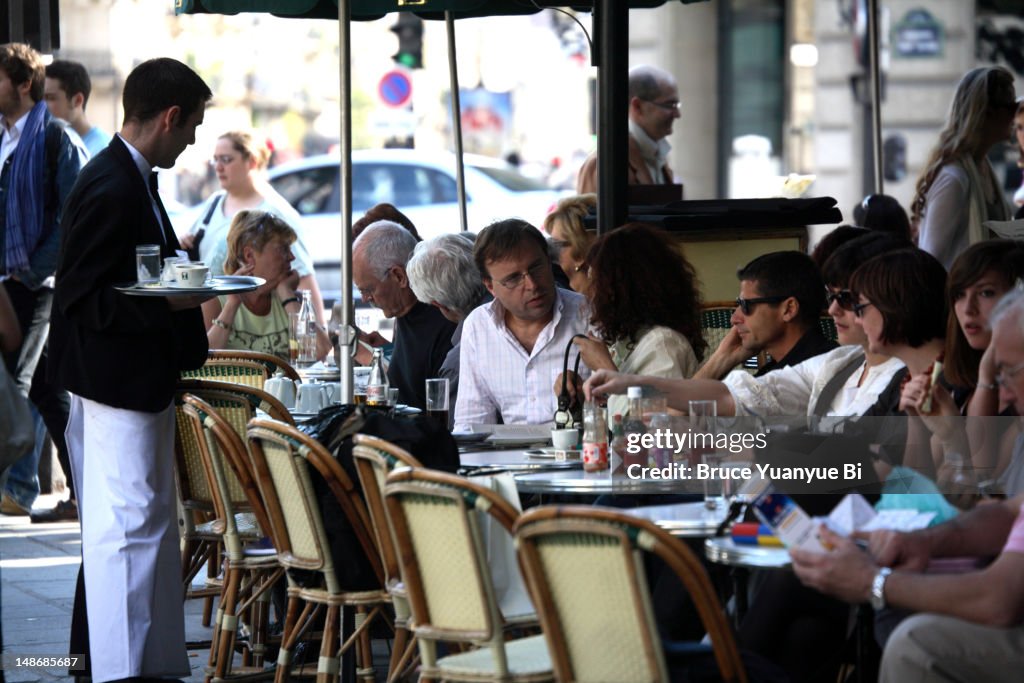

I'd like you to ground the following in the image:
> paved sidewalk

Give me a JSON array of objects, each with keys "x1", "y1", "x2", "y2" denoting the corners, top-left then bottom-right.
[{"x1": 1, "y1": 495, "x2": 211, "y2": 682}]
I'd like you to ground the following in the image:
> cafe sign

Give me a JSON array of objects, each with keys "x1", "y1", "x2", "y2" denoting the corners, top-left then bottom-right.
[{"x1": 893, "y1": 8, "x2": 944, "y2": 58}]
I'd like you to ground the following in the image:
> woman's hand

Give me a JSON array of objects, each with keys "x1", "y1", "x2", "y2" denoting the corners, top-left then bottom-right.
[
  {"x1": 901, "y1": 372, "x2": 958, "y2": 439},
  {"x1": 572, "y1": 334, "x2": 616, "y2": 372},
  {"x1": 584, "y1": 369, "x2": 640, "y2": 401},
  {"x1": 552, "y1": 371, "x2": 584, "y2": 403},
  {"x1": 273, "y1": 268, "x2": 300, "y2": 300},
  {"x1": 179, "y1": 232, "x2": 196, "y2": 250}
]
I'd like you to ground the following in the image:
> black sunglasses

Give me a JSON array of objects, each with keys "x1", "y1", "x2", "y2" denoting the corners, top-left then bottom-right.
[
  {"x1": 852, "y1": 301, "x2": 875, "y2": 318},
  {"x1": 735, "y1": 295, "x2": 787, "y2": 315},
  {"x1": 826, "y1": 289, "x2": 856, "y2": 311}
]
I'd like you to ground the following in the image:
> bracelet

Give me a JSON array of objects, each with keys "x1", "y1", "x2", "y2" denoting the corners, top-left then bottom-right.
[
  {"x1": 211, "y1": 318, "x2": 233, "y2": 331},
  {"x1": 280, "y1": 296, "x2": 300, "y2": 307},
  {"x1": 977, "y1": 380, "x2": 997, "y2": 391}
]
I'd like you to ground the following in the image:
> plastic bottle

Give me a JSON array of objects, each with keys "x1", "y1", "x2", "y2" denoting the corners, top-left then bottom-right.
[
  {"x1": 366, "y1": 348, "x2": 389, "y2": 406},
  {"x1": 581, "y1": 399, "x2": 609, "y2": 472},
  {"x1": 622, "y1": 386, "x2": 649, "y2": 469},
  {"x1": 295, "y1": 290, "x2": 317, "y2": 367}
]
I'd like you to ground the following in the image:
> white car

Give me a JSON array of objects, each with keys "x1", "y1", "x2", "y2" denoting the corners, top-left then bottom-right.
[{"x1": 267, "y1": 149, "x2": 569, "y2": 302}]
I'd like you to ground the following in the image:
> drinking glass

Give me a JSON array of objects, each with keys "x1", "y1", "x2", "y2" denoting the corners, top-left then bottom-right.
[
  {"x1": 688, "y1": 400, "x2": 723, "y2": 509},
  {"x1": 425, "y1": 378, "x2": 450, "y2": 429},
  {"x1": 135, "y1": 244, "x2": 161, "y2": 284}
]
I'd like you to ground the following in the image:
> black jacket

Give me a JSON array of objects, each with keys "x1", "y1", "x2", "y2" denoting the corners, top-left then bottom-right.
[{"x1": 48, "y1": 136, "x2": 207, "y2": 412}]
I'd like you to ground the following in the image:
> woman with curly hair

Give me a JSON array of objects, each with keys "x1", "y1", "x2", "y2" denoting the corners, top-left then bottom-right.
[
  {"x1": 911, "y1": 66, "x2": 1016, "y2": 269},
  {"x1": 567, "y1": 222, "x2": 704, "y2": 414}
]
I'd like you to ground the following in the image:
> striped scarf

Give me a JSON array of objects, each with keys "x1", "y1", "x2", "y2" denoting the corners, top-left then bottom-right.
[{"x1": 3, "y1": 101, "x2": 48, "y2": 274}]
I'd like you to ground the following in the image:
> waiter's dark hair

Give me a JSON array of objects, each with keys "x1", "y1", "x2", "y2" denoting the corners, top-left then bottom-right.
[
  {"x1": 474, "y1": 218, "x2": 549, "y2": 281},
  {"x1": 122, "y1": 58, "x2": 211, "y2": 126}
]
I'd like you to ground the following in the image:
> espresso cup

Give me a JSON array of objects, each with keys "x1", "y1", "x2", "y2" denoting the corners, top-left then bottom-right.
[
  {"x1": 551, "y1": 428, "x2": 579, "y2": 451},
  {"x1": 174, "y1": 263, "x2": 210, "y2": 288}
]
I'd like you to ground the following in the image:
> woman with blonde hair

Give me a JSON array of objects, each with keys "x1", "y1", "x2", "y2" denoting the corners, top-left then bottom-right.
[
  {"x1": 182, "y1": 130, "x2": 326, "y2": 323},
  {"x1": 912, "y1": 66, "x2": 1016, "y2": 269},
  {"x1": 202, "y1": 210, "x2": 330, "y2": 361},
  {"x1": 543, "y1": 193, "x2": 596, "y2": 293}
]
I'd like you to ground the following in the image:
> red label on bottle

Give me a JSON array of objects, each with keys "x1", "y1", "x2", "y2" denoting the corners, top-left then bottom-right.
[{"x1": 583, "y1": 441, "x2": 608, "y2": 471}]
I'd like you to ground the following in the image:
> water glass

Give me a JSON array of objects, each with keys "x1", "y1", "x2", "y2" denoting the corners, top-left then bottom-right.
[
  {"x1": 425, "y1": 378, "x2": 449, "y2": 429},
  {"x1": 135, "y1": 244, "x2": 161, "y2": 284}
]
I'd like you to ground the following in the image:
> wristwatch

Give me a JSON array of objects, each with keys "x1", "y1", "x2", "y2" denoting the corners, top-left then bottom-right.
[{"x1": 870, "y1": 567, "x2": 892, "y2": 610}]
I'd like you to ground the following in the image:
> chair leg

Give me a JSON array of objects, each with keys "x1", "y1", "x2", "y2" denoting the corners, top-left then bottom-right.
[
  {"x1": 317, "y1": 604, "x2": 341, "y2": 683},
  {"x1": 388, "y1": 630, "x2": 418, "y2": 683},
  {"x1": 355, "y1": 607, "x2": 375, "y2": 683},
  {"x1": 274, "y1": 594, "x2": 304, "y2": 683},
  {"x1": 213, "y1": 565, "x2": 243, "y2": 680}
]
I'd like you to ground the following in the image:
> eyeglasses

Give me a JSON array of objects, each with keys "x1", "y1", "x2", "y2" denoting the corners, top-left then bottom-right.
[
  {"x1": 495, "y1": 261, "x2": 548, "y2": 290},
  {"x1": 210, "y1": 155, "x2": 238, "y2": 166},
  {"x1": 734, "y1": 295, "x2": 787, "y2": 315},
  {"x1": 641, "y1": 98, "x2": 681, "y2": 112},
  {"x1": 357, "y1": 266, "x2": 393, "y2": 301},
  {"x1": 852, "y1": 301, "x2": 875, "y2": 318},
  {"x1": 995, "y1": 360, "x2": 1024, "y2": 388},
  {"x1": 826, "y1": 289, "x2": 856, "y2": 311}
]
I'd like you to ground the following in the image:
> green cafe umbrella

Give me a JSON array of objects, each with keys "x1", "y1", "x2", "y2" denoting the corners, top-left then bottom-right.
[{"x1": 173, "y1": 0, "x2": 708, "y2": 403}]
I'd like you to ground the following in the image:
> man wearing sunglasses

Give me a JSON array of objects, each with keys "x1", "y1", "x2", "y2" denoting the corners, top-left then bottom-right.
[
  {"x1": 576, "y1": 65, "x2": 680, "y2": 194},
  {"x1": 454, "y1": 218, "x2": 589, "y2": 430},
  {"x1": 697, "y1": 251, "x2": 835, "y2": 380}
]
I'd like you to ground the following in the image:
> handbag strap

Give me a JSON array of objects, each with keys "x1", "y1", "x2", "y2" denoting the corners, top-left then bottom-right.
[{"x1": 557, "y1": 334, "x2": 586, "y2": 419}]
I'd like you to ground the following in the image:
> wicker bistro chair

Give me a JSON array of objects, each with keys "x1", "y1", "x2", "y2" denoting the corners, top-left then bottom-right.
[
  {"x1": 183, "y1": 356, "x2": 275, "y2": 390},
  {"x1": 383, "y1": 467, "x2": 553, "y2": 683},
  {"x1": 182, "y1": 393, "x2": 286, "y2": 681},
  {"x1": 246, "y1": 418, "x2": 391, "y2": 683},
  {"x1": 208, "y1": 349, "x2": 302, "y2": 383},
  {"x1": 514, "y1": 506, "x2": 749, "y2": 683},
  {"x1": 174, "y1": 380, "x2": 293, "y2": 631},
  {"x1": 351, "y1": 434, "x2": 423, "y2": 682}
]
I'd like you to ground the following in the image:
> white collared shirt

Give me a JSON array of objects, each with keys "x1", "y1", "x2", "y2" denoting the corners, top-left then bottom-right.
[
  {"x1": 454, "y1": 287, "x2": 591, "y2": 430},
  {"x1": 117, "y1": 133, "x2": 166, "y2": 241},
  {"x1": 0, "y1": 111, "x2": 29, "y2": 168},
  {"x1": 628, "y1": 119, "x2": 671, "y2": 183}
]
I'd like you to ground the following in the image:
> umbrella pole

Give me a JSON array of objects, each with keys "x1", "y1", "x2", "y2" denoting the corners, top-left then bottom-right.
[
  {"x1": 338, "y1": 0, "x2": 356, "y2": 402},
  {"x1": 446, "y1": 12, "x2": 468, "y2": 233},
  {"x1": 595, "y1": 0, "x2": 628, "y2": 235},
  {"x1": 867, "y1": 0, "x2": 883, "y2": 195}
]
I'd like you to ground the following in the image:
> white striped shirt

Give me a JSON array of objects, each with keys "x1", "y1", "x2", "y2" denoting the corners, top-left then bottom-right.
[{"x1": 454, "y1": 288, "x2": 590, "y2": 430}]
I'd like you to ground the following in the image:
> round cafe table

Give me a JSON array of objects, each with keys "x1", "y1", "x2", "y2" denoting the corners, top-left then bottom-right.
[
  {"x1": 459, "y1": 448, "x2": 582, "y2": 474},
  {"x1": 629, "y1": 500, "x2": 731, "y2": 539},
  {"x1": 513, "y1": 469, "x2": 703, "y2": 496}
]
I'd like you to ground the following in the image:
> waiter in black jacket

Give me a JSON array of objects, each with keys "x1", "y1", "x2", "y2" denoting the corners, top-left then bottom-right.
[{"x1": 48, "y1": 58, "x2": 212, "y2": 683}]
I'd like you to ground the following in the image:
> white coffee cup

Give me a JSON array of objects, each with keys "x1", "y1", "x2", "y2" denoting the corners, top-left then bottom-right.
[
  {"x1": 296, "y1": 383, "x2": 329, "y2": 413},
  {"x1": 551, "y1": 428, "x2": 579, "y2": 451},
  {"x1": 174, "y1": 263, "x2": 210, "y2": 288}
]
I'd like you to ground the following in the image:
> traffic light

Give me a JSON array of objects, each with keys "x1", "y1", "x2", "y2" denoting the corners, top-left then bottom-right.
[{"x1": 390, "y1": 14, "x2": 423, "y2": 70}]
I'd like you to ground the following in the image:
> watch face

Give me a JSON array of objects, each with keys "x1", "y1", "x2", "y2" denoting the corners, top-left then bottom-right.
[{"x1": 554, "y1": 410, "x2": 571, "y2": 428}]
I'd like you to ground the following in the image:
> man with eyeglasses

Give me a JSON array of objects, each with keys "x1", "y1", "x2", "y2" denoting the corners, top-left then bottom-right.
[
  {"x1": 696, "y1": 251, "x2": 835, "y2": 380},
  {"x1": 352, "y1": 220, "x2": 455, "y2": 411},
  {"x1": 576, "y1": 65, "x2": 680, "y2": 194},
  {"x1": 788, "y1": 286, "x2": 1024, "y2": 683},
  {"x1": 453, "y1": 218, "x2": 589, "y2": 430}
]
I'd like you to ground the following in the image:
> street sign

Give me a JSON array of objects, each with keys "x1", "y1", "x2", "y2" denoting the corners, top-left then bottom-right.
[{"x1": 378, "y1": 70, "x2": 413, "y2": 108}]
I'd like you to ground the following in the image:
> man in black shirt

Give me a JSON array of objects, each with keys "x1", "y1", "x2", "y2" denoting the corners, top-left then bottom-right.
[{"x1": 352, "y1": 221, "x2": 455, "y2": 410}]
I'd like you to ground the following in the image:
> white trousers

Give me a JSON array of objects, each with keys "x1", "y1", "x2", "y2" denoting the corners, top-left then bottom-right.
[{"x1": 66, "y1": 393, "x2": 189, "y2": 682}]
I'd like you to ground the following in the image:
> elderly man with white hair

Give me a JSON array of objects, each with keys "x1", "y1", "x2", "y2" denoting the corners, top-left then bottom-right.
[
  {"x1": 352, "y1": 221, "x2": 455, "y2": 410},
  {"x1": 406, "y1": 232, "x2": 489, "y2": 421},
  {"x1": 788, "y1": 285, "x2": 1024, "y2": 682}
]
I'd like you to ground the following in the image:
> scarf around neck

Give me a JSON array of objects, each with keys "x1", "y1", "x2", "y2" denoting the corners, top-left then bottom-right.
[{"x1": 3, "y1": 100, "x2": 49, "y2": 274}]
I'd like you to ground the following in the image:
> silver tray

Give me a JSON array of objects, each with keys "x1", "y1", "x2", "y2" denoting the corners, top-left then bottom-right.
[{"x1": 114, "y1": 275, "x2": 265, "y2": 297}]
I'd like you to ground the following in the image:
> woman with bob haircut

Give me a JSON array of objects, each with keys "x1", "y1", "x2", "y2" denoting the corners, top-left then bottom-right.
[
  {"x1": 202, "y1": 209, "x2": 331, "y2": 361},
  {"x1": 911, "y1": 66, "x2": 1016, "y2": 269},
  {"x1": 849, "y1": 247, "x2": 948, "y2": 475},
  {"x1": 543, "y1": 193, "x2": 596, "y2": 294}
]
